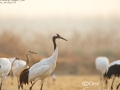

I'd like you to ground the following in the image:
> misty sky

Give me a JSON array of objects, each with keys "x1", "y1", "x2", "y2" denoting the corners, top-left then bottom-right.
[
  {"x1": 0, "y1": 0, "x2": 120, "y2": 18},
  {"x1": 0, "y1": 0, "x2": 120, "y2": 33}
]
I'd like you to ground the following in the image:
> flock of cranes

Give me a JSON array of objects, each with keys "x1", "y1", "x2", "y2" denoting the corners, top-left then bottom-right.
[
  {"x1": 0, "y1": 33, "x2": 120, "y2": 90},
  {"x1": 0, "y1": 33, "x2": 67, "y2": 90}
]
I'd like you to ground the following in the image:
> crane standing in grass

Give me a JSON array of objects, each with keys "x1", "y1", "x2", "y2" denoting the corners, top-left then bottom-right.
[
  {"x1": 0, "y1": 58, "x2": 11, "y2": 90},
  {"x1": 104, "y1": 60, "x2": 120, "y2": 90},
  {"x1": 10, "y1": 50, "x2": 37, "y2": 90},
  {"x1": 95, "y1": 56, "x2": 109, "y2": 88},
  {"x1": 19, "y1": 33, "x2": 67, "y2": 90}
]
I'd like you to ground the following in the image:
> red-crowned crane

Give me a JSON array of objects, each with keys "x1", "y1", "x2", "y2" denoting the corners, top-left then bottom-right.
[
  {"x1": 0, "y1": 58, "x2": 11, "y2": 90},
  {"x1": 104, "y1": 60, "x2": 120, "y2": 90},
  {"x1": 95, "y1": 56, "x2": 109, "y2": 88},
  {"x1": 19, "y1": 33, "x2": 67, "y2": 90},
  {"x1": 9, "y1": 50, "x2": 37, "y2": 90}
]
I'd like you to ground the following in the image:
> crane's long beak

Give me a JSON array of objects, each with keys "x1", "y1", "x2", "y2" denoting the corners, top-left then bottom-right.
[
  {"x1": 60, "y1": 36, "x2": 68, "y2": 41},
  {"x1": 31, "y1": 51, "x2": 37, "y2": 54}
]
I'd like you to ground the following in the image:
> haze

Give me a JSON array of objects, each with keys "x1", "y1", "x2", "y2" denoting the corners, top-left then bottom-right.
[{"x1": 0, "y1": 0, "x2": 120, "y2": 33}]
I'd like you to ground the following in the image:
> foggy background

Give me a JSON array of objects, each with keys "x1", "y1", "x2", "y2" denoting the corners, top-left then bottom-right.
[{"x1": 0, "y1": 0, "x2": 120, "y2": 75}]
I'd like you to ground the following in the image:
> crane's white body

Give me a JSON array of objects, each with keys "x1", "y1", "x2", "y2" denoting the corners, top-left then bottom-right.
[
  {"x1": 10, "y1": 58, "x2": 26, "y2": 78},
  {"x1": 39, "y1": 58, "x2": 56, "y2": 83},
  {"x1": 0, "y1": 58, "x2": 11, "y2": 77},
  {"x1": 107, "y1": 60, "x2": 120, "y2": 68},
  {"x1": 29, "y1": 47, "x2": 58, "y2": 82},
  {"x1": 0, "y1": 58, "x2": 11, "y2": 90},
  {"x1": 95, "y1": 56, "x2": 109, "y2": 74},
  {"x1": 104, "y1": 60, "x2": 120, "y2": 76},
  {"x1": 104, "y1": 60, "x2": 120, "y2": 75}
]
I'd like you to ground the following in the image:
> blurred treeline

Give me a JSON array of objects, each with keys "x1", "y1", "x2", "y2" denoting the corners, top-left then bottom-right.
[{"x1": 0, "y1": 29, "x2": 120, "y2": 75}]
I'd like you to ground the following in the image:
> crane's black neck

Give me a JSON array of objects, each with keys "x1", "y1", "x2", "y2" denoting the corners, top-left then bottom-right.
[{"x1": 53, "y1": 37, "x2": 57, "y2": 51}]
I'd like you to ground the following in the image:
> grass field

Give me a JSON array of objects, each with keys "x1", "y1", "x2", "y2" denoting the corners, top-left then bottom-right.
[{"x1": 1, "y1": 75, "x2": 120, "y2": 90}]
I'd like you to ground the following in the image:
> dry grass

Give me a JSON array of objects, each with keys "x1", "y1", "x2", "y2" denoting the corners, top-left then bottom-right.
[
  {"x1": 1, "y1": 29, "x2": 120, "y2": 74},
  {"x1": 2, "y1": 75, "x2": 120, "y2": 90}
]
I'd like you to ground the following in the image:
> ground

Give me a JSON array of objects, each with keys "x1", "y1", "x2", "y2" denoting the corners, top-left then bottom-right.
[{"x1": 1, "y1": 75, "x2": 119, "y2": 90}]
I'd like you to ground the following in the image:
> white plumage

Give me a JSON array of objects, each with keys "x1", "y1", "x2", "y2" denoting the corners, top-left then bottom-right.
[
  {"x1": 19, "y1": 33, "x2": 67, "y2": 90},
  {"x1": 106, "y1": 60, "x2": 120, "y2": 71},
  {"x1": 10, "y1": 58, "x2": 26, "y2": 77},
  {"x1": 95, "y1": 56, "x2": 109, "y2": 88},
  {"x1": 0, "y1": 58, "x2": 11, "y2": 90},
  {"x1": 40, "y1": 58, "x2": 56, "y2": 82},
  {"x1": 95, "y1": 56, "x2": 109, "y2": 74}
]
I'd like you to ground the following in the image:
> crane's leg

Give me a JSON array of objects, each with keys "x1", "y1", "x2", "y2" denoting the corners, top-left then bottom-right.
[
  {"x1": 104, "y1": 80, "x2": 108, "y2": 89},
  {"x1": 17, "y1": 77, "x2": 20, "y2": 90},
  {"x1": 10, "y1": 70, "x2": 14, "y2": 85},
  {"x1": 21, "y1": 84, "x2": 23, "y2": 90},
  {"x1": 116, "y1": 83, "x2": 120, "y2": 90},
  {"x1": 0, "y1": 83, "x2": 2, "y2": 90},
  {"x1": 111, "y1": 77, "x2": 115, "y2": 90},
  {"x1": 0, "y1": 76, "x2": 6, "y2": 90},
  {"x1": 116, "y1": 77, "x2": 120, "y2": 90},
  {"x1": 104, "y1": 79, "x2": 108, "y2": 89},
  {"x1": 17, "y1": 77, "x2": 23, "y2": 90},
  {"x1": 100, "y1": 74, "x2": 103, "y2": 88},
  {"x1": 30, "y1": 81, "x2": 36, "y2": 90},
  {"x1": 40, "y1": 80, "x2": 45, "y2": 90},
  {"x1": 29, "y1": 79, "x2": 39, "y2": 90}
]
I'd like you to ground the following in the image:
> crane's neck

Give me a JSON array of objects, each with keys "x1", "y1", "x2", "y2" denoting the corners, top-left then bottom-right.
[
  {"x1": 9, "y1": 58, "x2": 14, "y2": 63},
  {"x1": 51, "y1": 47, "x2": 58, "y2": 60},
  {"x1": 26, "y1": 54, "x2": 29, "y2": 68},
  {"x1": 50, "y1": 37, "x2": 58, "y2": 63},
  {"x1": 53, "y1": 37, "x2": 57, "y2": 51},
  {"x1": 9, "y1": 57, "x2": 16, "y2": 64}
]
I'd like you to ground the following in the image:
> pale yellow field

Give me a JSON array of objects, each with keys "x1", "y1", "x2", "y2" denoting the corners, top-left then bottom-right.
[{"x1": 1, "y1": 75, "x2": 120, "y2": 90}]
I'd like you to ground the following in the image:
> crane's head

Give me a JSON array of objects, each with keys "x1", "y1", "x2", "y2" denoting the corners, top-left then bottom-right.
[
  {"x1": 53, "y1": 33, "x2": 68, "y2": 41},
  {"x1": 27, "y1": 50, "x2": 37, "y2": 54},
  {"x1": 15, "y1": 57, "x2": 19, "y2": 60}
]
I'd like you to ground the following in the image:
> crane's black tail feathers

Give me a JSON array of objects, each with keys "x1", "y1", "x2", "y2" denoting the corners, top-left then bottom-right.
[
  {"x1": 104, "y1": 64, "x2": 120, "y2": 79},
  {"x1": 19, "y1": 68, "x2": 29, "y2": 86}
]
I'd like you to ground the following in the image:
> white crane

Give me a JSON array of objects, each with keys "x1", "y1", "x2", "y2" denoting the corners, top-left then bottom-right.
[
  {"x1": 0, "y1": 58, "x2": 11, "y2": 90},
  {"x1": 51, "y1": 73, "x2": 56, "y2": 82},
  {"x1": 19, "y1": 33, "x2": 67, "y2": 90},
  {"x1": 9, "y1": 50, "x2": 37, "y2": 90},
  {"x1": 104, "y1": 60, "x2": 120, "y2": 90},
  {"x1": 46, "y1": 73, "x2": 56, "y2": 87},
  {"x1": 95, "y1": 56, "x2": 109, "y2": 88}
]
